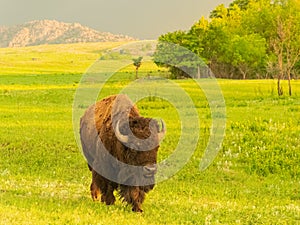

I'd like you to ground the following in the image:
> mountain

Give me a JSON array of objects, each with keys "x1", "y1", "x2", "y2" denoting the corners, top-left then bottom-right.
[{"x1": 0, "y1": 20, "x2": 137, "y2": 48}]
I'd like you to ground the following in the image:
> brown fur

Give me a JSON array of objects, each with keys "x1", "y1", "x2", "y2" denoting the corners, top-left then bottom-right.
[{"x1": 80, "y1": 94, "x2": 161, "y2": 212}]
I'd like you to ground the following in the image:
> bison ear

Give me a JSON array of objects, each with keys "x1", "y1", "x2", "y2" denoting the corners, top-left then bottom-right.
[{"x1": 115, "y1": 120, "x2": 129, "y2": 143}]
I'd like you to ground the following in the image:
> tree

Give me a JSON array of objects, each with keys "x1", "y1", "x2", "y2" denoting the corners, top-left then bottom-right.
[
  {"x1": 201, "y1": 18, "x2": 231, "y2": 77},
  {"x1": 132, "y1": 56, "x2": 143, "y2": 79},
  {"x1": 209, "y1": 4, "x2": 228, "y2": 19},
  {"x1": 225, "y1": 34, "x2": 267, "y2": 79},
  {"x1": 187, "y1": 16, "x2": 208, "y2": 56},
  {"x1": 229, "y1": 0, "x2": 250, "y2": 11},
  {"x1": 270, "y1": 0, "x2": 300, "y2": 95},
  {"x1": 187, "y1": 17, "x2": 209, "y2": 78},
  {"x1": 154, "y1": 40, "x2": 203, "y2": 79},
  {"x1": 154, "y1": 0, "x2": 300, "y2": 84},
  {"x1": 154, "y1": 31, "x2": 202, "y2": 79}
]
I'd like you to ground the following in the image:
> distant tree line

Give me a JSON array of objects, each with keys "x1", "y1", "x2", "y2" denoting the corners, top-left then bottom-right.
[{"x1": 153, "y1": 0, "x2": 300, "y2": 95}]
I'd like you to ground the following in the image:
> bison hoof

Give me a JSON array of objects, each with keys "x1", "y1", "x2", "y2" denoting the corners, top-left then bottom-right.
[
  {"x1": 132, "y1": 207, "x2": 143, "y2": 213},
  {"x1": 105, "y1": 197, "x2": 116, "y2": 205},
  {"x1": 91, "y1": 190, "x2": 101, "y2": 201},
  {"x1": 100, "y1": 195, "x2": 106, "y2": 203}
]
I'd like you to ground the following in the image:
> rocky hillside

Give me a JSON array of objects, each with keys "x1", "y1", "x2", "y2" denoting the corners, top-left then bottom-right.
[{"x1": 0, "y1": 20, "x2": 136, "y2": 48}]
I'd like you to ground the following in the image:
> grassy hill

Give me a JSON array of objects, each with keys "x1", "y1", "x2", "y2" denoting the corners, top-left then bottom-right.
[{"x1": 0, "y1": 43, "x2": 299, "y2": 224}]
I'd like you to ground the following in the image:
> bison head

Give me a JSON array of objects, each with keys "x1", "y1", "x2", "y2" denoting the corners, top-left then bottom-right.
[{"x1": 114, "y1": 117, "x2": 165, "y2": 187}]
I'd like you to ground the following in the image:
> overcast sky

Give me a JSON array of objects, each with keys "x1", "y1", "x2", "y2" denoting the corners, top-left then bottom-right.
[{"x1": 0, "y1": 0, "x2": 232, "y2": 39}]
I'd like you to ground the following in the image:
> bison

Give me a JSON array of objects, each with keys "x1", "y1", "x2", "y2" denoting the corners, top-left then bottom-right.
[{"x1": 80, "y1": 94, "x2": 165, "y2": 212}]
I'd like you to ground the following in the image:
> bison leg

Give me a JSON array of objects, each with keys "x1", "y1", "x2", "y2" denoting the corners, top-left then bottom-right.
[
  {"x1": 90, "y1": 171, "x2": 101, "y2": 201},
  {"x1": 103, "y1": 183, "x2": 116, "y2": 205},
  {"x1": 120, "y1": 186, "x2": 145, "y2": 212},
  {"x1": 91, "y1": 170, "x2": 116, "y2": 205},
  {"x1": 90, "y1": 170, "x2": 101, "y2": 201}
]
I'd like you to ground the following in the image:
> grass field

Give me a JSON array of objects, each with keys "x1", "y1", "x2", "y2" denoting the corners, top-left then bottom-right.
[{"x1": 0, "y1": 42, "x2": 300, "y2": 224}]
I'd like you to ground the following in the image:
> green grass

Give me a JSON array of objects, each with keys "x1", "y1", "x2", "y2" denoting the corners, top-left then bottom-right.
[
  {"x1": 0, "y1": 42, "x2": 128, "y2": 75},
  {"x1": 0, "y1": 43, "x2": 300, "y2": 224}
]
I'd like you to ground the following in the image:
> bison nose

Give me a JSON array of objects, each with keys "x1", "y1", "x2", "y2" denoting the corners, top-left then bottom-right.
[{"x1": 143, "y1": 164, "x2": 157, "y2": 177}]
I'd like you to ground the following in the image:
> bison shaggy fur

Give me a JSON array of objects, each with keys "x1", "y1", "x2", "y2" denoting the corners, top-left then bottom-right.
[{"x1": 80, "y1": 94, "x2": 165, "y2": 212}]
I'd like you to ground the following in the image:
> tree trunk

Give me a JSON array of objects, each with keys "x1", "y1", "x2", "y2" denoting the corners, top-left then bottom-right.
[
  {"x1": 287, "y1": 70, "x2": 292, "y2": 96},
  {"x1": 288, "y1": 79, "x2": 292, "y2": 96},
  {"x1": 197, "y1": 65, "x2": 201, "y2": 79},
  {"x1": 277, "y1": 47, "x2": 284, "y2": 96},
  {"x1": 135, "y1": 68, "x2": 138, "y2": 79},
  {"x1": 277, "y1": 76, "x2": 283, "y2": 96},
  {"x1": 239, "y1": 67, "x2": 247, "y2": 80},
  {"x1": 275, "y1": 16, "x2": 284, "y2": 96}
]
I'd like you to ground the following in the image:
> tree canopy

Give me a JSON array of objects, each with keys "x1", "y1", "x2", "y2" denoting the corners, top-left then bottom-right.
[{"x1": 154, "y1": 0, "x2": 300, "y2": 87}]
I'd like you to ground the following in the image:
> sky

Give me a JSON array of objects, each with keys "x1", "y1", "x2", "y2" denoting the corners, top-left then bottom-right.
[{"x1": 0, "y1": 0, "x2": 233, "y2": 39}]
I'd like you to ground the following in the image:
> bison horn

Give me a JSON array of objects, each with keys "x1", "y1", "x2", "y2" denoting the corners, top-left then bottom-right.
[
  {"x1": 115, "y1": 121, "x2": 129, "y2": 143},
  {"x1": 158, "y1": 119, "x2": 166, "y2": 141}
]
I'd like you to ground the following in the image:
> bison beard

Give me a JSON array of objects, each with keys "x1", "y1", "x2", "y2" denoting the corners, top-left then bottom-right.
[{"x1": 80, "y1": 94, "x2": 165, "y2": 212}]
